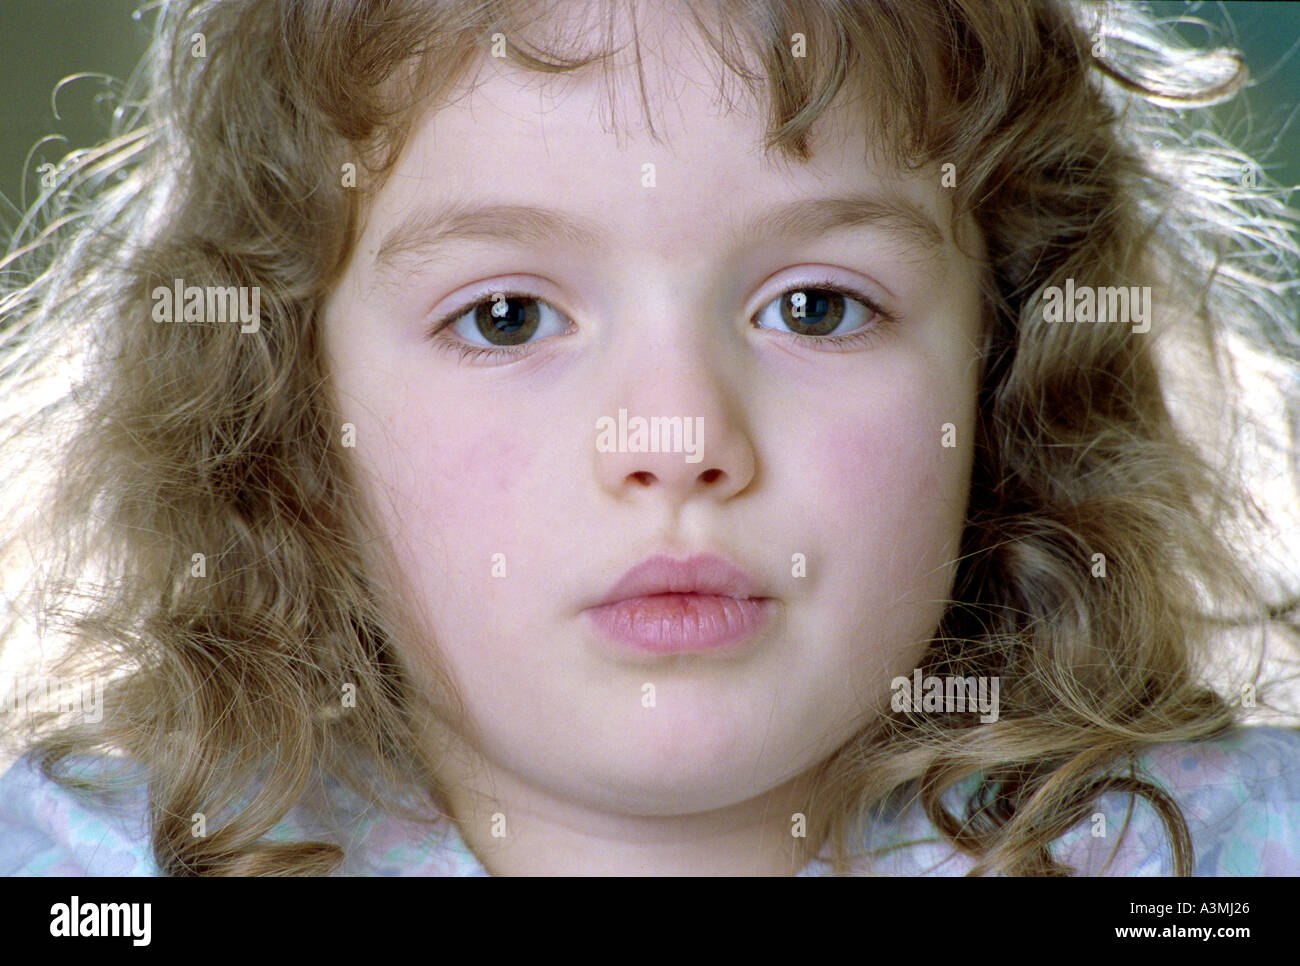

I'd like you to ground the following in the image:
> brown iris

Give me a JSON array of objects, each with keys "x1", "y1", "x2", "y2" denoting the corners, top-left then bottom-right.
[
  {"x1": 781, "y1": 288, "x2": 846, "y2": 336},
  {"x1": 475, "y1": 295, "x2": 542, "y2": 345}
]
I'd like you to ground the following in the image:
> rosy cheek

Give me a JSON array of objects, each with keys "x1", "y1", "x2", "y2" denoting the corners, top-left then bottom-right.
[
  {"x1": 463, "y1": 423, "x2": 537, "y2": 499},
  {"x1": 813, "y1": 396, "x2": 960, "y2": 576},
  {"x1": 390, "y1": 412, "x2": 539, "y2": 527},
  {"x1": 821, "y1": 414, "x2": 930, "y2": 507},
  {"x1": 495, "y1": 430, "x2": 541, "y2": 498}
]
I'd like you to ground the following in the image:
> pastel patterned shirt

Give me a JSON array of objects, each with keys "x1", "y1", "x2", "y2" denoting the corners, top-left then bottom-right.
[{"x1": 2, "y1": 726, "x2": 1296, "y2": 875}]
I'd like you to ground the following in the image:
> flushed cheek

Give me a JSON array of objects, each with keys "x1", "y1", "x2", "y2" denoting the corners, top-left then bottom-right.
[
  {"x1": 379, "y1": 409, "x2": 543, "y2": 557},
  {"x1": 813, "y1": 397, "x2": 968, "y2": 608},
  {"x1": 803, "y1": 407, "x2": 966, "y2": 705},
  {"x1": 819, "y1": 414, "x2": 949, "y2": 525}
]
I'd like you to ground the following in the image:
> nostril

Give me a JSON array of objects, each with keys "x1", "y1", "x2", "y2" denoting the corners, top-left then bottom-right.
[
  {"x1": 631, "y1": 471, "x2": 655, "y2": 486},
  {"x1": 699, "y1": 468, "x2": 723, "y2": 484}
]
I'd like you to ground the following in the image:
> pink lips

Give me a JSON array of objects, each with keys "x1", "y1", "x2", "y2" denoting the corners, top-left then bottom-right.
[{"x1": 584, "y1": 553, "x2": 774, "y2": 655}]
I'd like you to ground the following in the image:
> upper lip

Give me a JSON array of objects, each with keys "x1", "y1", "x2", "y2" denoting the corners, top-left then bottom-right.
[{"x1": 588, "y1": 553, "x2": 768, "y2": 608}]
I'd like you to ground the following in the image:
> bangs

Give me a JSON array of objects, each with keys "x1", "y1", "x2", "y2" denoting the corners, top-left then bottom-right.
[{"x1": 306, "y1": 0, "x2": 995, "y2": 179}]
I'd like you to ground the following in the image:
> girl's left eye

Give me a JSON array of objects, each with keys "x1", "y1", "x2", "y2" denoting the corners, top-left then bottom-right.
[{"x1": 750, "y1": 279, "x2": 897, "y2": 346}]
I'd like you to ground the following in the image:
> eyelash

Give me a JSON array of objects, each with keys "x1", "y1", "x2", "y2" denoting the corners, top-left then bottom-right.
[
  {"x1": 423, "y1": 276, "x2": 898, "y2": 363},
  {"x1": 757, "y1": 274, "x2": 899, "y2": 352}
]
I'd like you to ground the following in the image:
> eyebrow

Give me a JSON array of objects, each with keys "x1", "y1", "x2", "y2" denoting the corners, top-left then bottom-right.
[{"x1": 370, "y1": 191, "x2": 947, "y2": 278}]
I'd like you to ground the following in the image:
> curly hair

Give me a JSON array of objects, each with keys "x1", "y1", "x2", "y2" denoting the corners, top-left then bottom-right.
[{"x1": 1, "y1": 0, "x2": 1297, "y2": 876}]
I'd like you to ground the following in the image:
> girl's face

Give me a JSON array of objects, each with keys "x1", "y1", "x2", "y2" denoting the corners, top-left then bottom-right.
[{"x1": 323, "y1": 15, "x2": 984, "y2": 870}]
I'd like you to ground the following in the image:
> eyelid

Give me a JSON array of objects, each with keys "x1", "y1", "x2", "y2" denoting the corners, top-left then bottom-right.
[
  {"x1": 753, "y1": 269, "x2": 893, "y2": 318},
  {"x1": 424, "y1": 280, "x2": 566, "y2": 335},
  {"x1": 422, "y1": 284, "x2": 574, "y2": 366},
  {"x1": 750, "y1": 271, "x2": 899, "y2": 341}
]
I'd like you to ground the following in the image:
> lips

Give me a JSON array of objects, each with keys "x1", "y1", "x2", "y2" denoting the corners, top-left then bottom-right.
[
  {"x1": 584, "y1": 553, "x2": 774, "y2": 655},
  {"x1": 590, "y1": 553, "x2": 766, "y2": 606}
]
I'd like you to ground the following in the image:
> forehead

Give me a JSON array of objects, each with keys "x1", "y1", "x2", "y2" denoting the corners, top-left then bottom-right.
[
  {"x1": 360, "y1": 2, "x2": 954, "y2": 262},
  {"x1": 415, "y1": 19, "x2": 891, "y2": 180}
]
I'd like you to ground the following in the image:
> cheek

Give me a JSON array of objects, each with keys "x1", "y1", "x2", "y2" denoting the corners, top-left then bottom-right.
[
  {"x1": 328, "y1": 338, "x2": 545, "y2": 595},
  {"x1": 432, "y1": 420, "x2": 537, "y2": 501},
  {"x1": 372, "y1": 406, "x2": 542, "y2": 553},
  {"x1": 811, "y1": 386, "x2": 971, "y2": 622},
  {"x1": 819, "y1": 402, "x2": 959, "y2": 532},
  {"x1": 803, "y1": 392, "x2": 972, "y2": 708},
  {"x1": 354, "y1": 402, "x2": 554, "y2": 700}
]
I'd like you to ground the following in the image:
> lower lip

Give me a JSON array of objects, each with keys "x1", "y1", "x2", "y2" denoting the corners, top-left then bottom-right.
[{"x1": 584, "y1": 594, "x2": 773, "y2": 655}]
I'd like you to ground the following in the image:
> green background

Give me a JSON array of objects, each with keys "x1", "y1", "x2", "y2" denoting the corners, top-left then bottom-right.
[{"x1": 1, "y1": 1, "x2": 1297, "y2": 230}]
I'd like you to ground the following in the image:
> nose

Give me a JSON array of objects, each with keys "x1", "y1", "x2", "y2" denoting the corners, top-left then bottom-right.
[
  {"x1": 592, "y1": 356, "x2": 757, "y2": 506},
  {"x1": 596, "y1": 416, "x2": 752, "y2": 497}
]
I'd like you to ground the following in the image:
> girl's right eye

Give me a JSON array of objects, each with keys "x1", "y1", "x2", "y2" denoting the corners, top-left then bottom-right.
[{"x1": 426, "y1": 291, "x2": 573, "y2": 358}]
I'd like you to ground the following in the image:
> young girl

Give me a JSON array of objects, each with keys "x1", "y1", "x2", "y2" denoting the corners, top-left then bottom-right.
[{"x1": 1, "y1": 0, "x2": 1297, "y2": 876}]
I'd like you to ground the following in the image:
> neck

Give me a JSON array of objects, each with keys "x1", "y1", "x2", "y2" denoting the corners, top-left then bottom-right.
[{"x1": 429, "y1": 744, "x2": 823, "y2": 875}]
